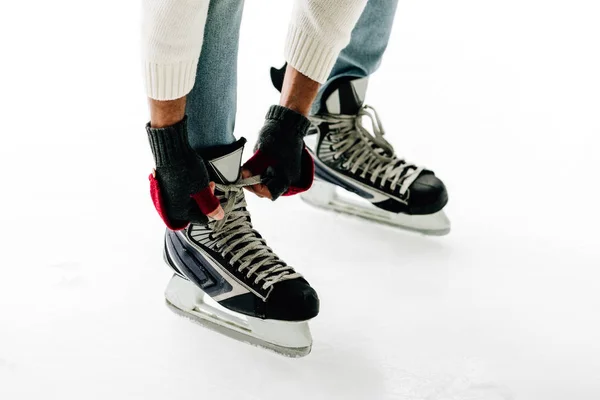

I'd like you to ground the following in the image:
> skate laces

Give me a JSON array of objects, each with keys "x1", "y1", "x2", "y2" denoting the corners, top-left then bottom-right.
[
  {"x1": 311, "y1": 105, "x2": 424, "y2": 196},
  {"x1": 209, "y1": 177, "x2": 301, "y2": 291}
]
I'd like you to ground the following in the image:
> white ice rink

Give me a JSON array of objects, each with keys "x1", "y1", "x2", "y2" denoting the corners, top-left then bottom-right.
[{"x1": 1, "y1": 1, "x2": 599, "y2": 399}]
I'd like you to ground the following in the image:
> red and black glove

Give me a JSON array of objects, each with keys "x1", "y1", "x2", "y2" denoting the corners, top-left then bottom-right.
[
  {"x1": 243, "y1": 105, "x2": 314, "y2": 200},
  {"x1": 146, "y1": 117, "x2": 221, "y2": 230}
]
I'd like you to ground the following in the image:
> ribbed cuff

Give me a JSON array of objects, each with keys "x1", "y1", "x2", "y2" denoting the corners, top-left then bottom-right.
[
  {"x1": 284, "y1": 23, "x2": 339, "y2": 84},
  {"x1": 144, "y1": 59, "x2": 198, "y2": 101},
  {"x1": 146, "y1": 117, "x2": 191, "y2": 167},
  {"x1": 266, "y1": 105, "x2": 312, "y2": 135}
]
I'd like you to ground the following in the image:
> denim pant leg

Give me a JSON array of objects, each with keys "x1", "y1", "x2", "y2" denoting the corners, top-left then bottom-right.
[
  {"x1": 186, "y1": 0, "x2": 245, "y2": 151},
  {"x1": 313, "y1": 0, "x2": 399, "y2": 113}
]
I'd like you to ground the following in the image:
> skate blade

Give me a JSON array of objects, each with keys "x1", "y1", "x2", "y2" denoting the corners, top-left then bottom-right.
[
  {"x1": 302, "y1": 179, "x2": 451, "y2": 236},
  {"x1": 164, "y1": 275, "x2": 313, "y2": 358}
]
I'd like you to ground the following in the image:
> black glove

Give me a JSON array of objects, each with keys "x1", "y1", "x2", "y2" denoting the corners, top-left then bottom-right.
[
  {"x1": 146, "y1": 117, "x2": 221, "y2": 230},
  {"x1": 243, "y1": 105, "x2": 314, "y2": 200}
]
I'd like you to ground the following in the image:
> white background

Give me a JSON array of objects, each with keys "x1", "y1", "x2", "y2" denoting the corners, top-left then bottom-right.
[{"x1": 1, "y1": 0, "x2": 599, "y2": 399}]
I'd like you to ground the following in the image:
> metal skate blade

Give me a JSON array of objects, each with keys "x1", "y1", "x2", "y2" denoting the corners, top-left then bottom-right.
[
  {"x1": 164, "y1": 276, "x2": 312, "y2": 358},
  {"x1": 302, "y1": 180, "x2": 451, "y2": 236}
]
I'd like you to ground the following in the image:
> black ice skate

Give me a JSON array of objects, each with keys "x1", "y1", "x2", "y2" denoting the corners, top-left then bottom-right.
[
  {"x1": 163, "y1": 138, "x2": 319, "y2": 357},
  {"x1": 271, "y1": 65, "x2": 450, "y2": 235}
]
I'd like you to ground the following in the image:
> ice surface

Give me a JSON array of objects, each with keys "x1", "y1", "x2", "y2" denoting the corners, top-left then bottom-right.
[{"x1": 1, "y1": 1, "x2": 599, "y2": 399}]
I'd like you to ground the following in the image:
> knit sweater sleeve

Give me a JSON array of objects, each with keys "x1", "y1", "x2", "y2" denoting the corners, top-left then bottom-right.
[
  {"x1": 142, "y1": 0, "x2": 367, "y2": 100},
  {"x1": 285, "y1": 0, "x2": 368, "y2": 84},
  {"x1": 142, "y1": 0, "x2": 210, "y2": 101}
]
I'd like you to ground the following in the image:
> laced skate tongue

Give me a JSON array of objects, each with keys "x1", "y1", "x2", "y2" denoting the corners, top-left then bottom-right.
[
  {"x1": 198, "y1": 140, "x2": 281, "y2": 278},
  {"x1": 196, "y1": 138, "x2": 295, "y2": 283},
  {"x1": 320, "y1": 76, "x2": 369, "y2": 115},
  {"x1": 209, "y1": 178, "x2": 293, "y2": 286},
  {"x1": 198, "y1": 138, "x2": 247, "y2": 184}
]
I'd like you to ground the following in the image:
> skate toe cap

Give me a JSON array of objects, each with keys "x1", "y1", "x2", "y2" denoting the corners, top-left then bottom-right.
[
  {"x1": 408, "y1": 172, "x2": 448, "y2": 214},
  {"x1": 266, "y1": 279, "x2": 320, "y2": 321}
]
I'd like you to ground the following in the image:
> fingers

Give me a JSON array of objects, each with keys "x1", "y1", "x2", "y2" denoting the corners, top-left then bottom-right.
[
  {"x1": 207, "y1": 206, "x2": 224, "y2": 220},
  {"x1": 241, "y1": 168, "x2": 272, "y2": 199},
  {"x1": 190, "y1": 182, "x2": 224, "y2": 220},
  {"x1": 207, "y1": 182, "x2": 224, "y2": 220}
]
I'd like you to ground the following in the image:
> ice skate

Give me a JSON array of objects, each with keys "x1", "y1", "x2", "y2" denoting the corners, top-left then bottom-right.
[
  {"x1": 271, "y1": 66, "x2": 451, "y2": 235},
  {"x1": 163, "y1": 138, "x2": 319, "y2": 357}
]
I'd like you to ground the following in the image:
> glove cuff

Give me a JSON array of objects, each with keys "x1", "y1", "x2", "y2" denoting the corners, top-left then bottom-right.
[
  {"x1": 265, "y1": 105, "x2": 312, "y2": 136},
  {"x1": 146, "y1": 117, "x2": 192, "y2": 167}
]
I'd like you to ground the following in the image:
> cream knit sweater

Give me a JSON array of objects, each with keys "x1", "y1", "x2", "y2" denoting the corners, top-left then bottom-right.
[{"x1": 143, "y1": 0, "x2": 367, "y2": 100}]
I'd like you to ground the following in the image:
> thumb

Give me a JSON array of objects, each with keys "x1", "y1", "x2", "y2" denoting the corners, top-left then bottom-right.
[
  {"x1": 206, "y1": 182, "x2": 225, "y2": 220},
  {"x1": 262, "y1": 168, "x2": 290, "y2": 201},
  {"x1": 191, "y1": 182, "x2": 224, "y2": 220}
]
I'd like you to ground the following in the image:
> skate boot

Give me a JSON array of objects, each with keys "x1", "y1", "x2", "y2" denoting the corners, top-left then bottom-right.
[
  {"x1": 163, "y1": 138, "x2": 319, "y2": 357},
  {"x1": 271, "y1": 66, "x2": 451, "y2": 235}
]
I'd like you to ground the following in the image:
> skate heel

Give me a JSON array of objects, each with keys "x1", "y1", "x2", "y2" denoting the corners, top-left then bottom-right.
[
  {"x1": 164, "y1": 274, "x2": 204, "y2": 312},
  {"x1": 301, "y1": 179, "x2": 336, "y2": 207}
]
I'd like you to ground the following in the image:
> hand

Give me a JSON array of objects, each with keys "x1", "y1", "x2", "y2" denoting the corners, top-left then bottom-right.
[
  {"x1": 242, "y1": 105, "x2": 314, "y2": 200},
  {"x1": 147, "y1": 117, "x2": 224, "y2": 230}
]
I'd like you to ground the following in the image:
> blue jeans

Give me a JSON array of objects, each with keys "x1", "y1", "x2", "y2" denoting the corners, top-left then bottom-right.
[{"x1": 186, "y1": 0, "x2": 399, "y2": 151}]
